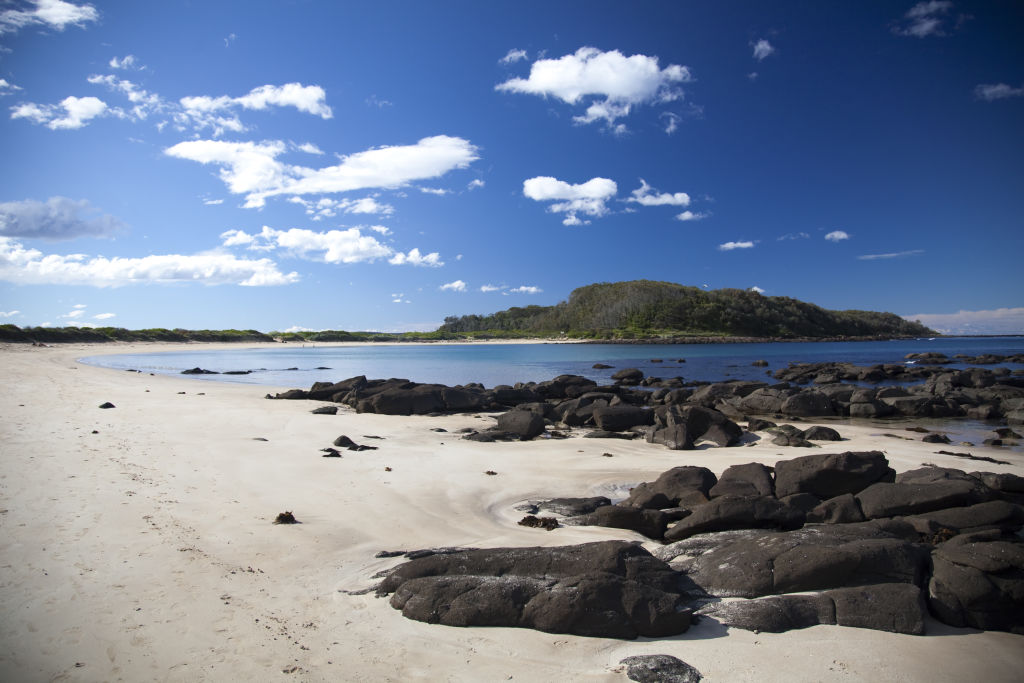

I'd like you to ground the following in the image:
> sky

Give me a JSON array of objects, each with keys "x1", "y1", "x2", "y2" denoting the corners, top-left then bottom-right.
[{"x1": 0, "y1": 0, "x2": 1022, "y2": 335}]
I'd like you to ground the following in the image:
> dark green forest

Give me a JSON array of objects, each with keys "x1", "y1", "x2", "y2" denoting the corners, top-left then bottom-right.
[{"x1": 438, "y1": 280, "x2": 936, "y2": 339}]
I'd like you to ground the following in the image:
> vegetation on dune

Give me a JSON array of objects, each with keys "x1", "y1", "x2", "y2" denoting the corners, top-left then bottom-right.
[
  {"x1": 0, "y1": 280, "x2": 936, "y2": 344},
  {"x1": 438, "y1": 280, "x2": 937, "y2": 339}
]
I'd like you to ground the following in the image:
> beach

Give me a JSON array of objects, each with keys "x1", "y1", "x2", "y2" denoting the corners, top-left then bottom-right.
[{"x1": 2, "y1": 342, "x2": 1023, "y2": 682}]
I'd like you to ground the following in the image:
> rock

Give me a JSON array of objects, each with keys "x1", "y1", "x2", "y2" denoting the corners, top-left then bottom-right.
[
  {"x1": 495, "y1": 410, "x2": 546, "y2": 440},
  {"x1": 774, "y1": 451, "x2": 893, "y2": 499},
  {"x1": 592, "y1": 363, "x2": 613, "y2": 369},
  {"x1": 537, "y1": 496, "x2": 611, "y2": 517},
  {"x1": 592, "y1": 405, "x2": 654, "y2": 432},
  {"x1": 574, "y1": 505, "x2": 670, "y2": 540},
  {"x1": 709, "y1": 463, "x2": 775, "y2": 499},
  {"x1": 658, "y1": 520, "x2": 927, "y2": 598},
  {"x1": 619, "y1": 654, "x2": 702, "y2": 683},
  {"x1": 902, "y1": 500, "x2": 1024, "y2": 537},
  {"x1": 928, "y1": 533, "x2": 1024, "y2": 633},
  {"x1": 584, "y1": 430, "x2": 638, "y2": 440},
  {"x1": 662, "y1": 495, "x2": 804, "y2": 543},
  {"x1": 856, "y1": 480, "x2": 990, "y2": 519},
  {"x1": 747, "y1": 418, "x2": 777, "y2": 431},
  {"x1": 752, "y1": 360, "x2": 769, "y2": 367},
  {"x1": 98, "y1": 402, "x2": 115, "y2": 409},
  {"x1": 273, "y1": 511, "x2": 299, "y2": 524},
  {"x1": 702, "y1": 583, "x2": 925, "y2": 635},
  {"x1": 378, "y1": 541, "x2": 692, "y2": 639},
  {"x1": 780, "y1": 391, "x2": 835, "y2": 417},
  {"x1": 518, "y1": 516, "x2": 559, "y2": 530},
  {"x1": 612, "y1": 368, "x2": 644, "y2": 385},
  {"x1": 806, "y1": 493, "x2": 865, "y2": 524},
  {"x1": 771, "y1": 433, "x2": 817, "y2": 448},
  {"x1": 311, "y1": 406, "x2": 338, "y2": 415},
  {"x1": 181, "y1": 367, "x2": 218, "y2": 374},
  {"x1": 621, "y1": 466, "x2": 718, "y2": 510},
  {"x1": 923, "y1": 433, "x2": 952, "y2": 444},
  {"x1": 801, "y1": 425, "x2": 842, "y2": 441}
]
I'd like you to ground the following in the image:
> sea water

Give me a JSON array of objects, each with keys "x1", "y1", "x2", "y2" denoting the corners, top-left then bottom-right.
[{"x1": 80, "y1": 337, "x2": 1024, "y2": 389}]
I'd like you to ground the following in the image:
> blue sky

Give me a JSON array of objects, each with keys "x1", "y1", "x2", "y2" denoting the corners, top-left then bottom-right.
[{"x1": 1, "y1": 0, "x2": 1022, "y2": 334}]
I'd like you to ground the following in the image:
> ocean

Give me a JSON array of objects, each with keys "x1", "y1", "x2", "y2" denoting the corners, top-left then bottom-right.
[{"x1": 80, "y1": 336, "x2": 1024, "y2": 389}]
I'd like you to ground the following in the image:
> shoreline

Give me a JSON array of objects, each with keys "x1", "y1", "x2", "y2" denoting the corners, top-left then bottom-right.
[{"x1": 1, "y1": 344, "x2": 1023, "y2": 681}]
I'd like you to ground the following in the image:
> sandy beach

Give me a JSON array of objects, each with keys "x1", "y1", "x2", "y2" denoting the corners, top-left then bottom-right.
[{"x1": 2, "y1": 342, "x2": 1023, "y2": 682}]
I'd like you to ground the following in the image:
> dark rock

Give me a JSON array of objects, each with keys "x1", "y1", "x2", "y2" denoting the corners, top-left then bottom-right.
[
  {"x1": 575, "y1": 505, "x2": 670, "y2": 540},
  {"x1": 780, "y1": 391, "x2": 835, "y2": 417},
  {"x1": 780, "y1": 493, "x2": 823, "y2": 514},
  {"x1": 771, "y1": 433, "x2": 817, "y2": 448},
  {"x1": 702, "y1": 583, "x2": 926, "y2": 635},
  {"x1": 928, "y1": 533, "x2": 1024, "y2": 633},
  {"x1": 538, "y1": 497, "x2": 611, "y2": 517},
  {"x1": 923, "y1": 433, "x2": 952, "y2": 444},
  {"x1": 320, "y1": 447, "x2": 342, "y2": 457},
  {"x1": 99, "y1": 402, "x2": 115, "y2": 409},
  {"x1": 662, "y1": 495, "x2": 804, "y2": 543},
  {"x1": 902, "y1": 500, "x2": 1024, "y2": 537},
  {"x1": 751, "y1": 360, "x2": 769, "y2": 367},
  {"x1": 611, "y1": 368, "x2": 644, "y2": 385},
  {"x1": 619, "y1": 654, "x2": 702, "y2": 683},
  {"x1": 747, "y1": 418, "x2": 777, "y2": 431},
  {"x1": 774, "y1": 451, "x2": 893, "y2": 499},
  {"x1": 334, "y1": 435, "x2": 358, "y2": 448},
  {"x1": 801, "y1": 425, "x2": 842, "y2": 441},
  {"x1": 378, "y1": 541, "x2": 692, "y2": 639},
  {"x1": 806, "y1": 493, "x2": 865, "y2": 524},
  {"x1": 856, "y1": 480, "x2": 991, "y2": 519},
  {"x1": 592, "y1": 405, "x2": 654, "y2": 432},
  {"x1": 621, "y1": 466, "x2": 718, "y2": 511},
  {"x1": 311, "y1": 406, "x2": 338, "y2": 415},
  {"x1": 709, "y1": 463, "x2": 775, "y2": 499},
  {"x1": 495, "y1": 410, "x2": 546, "y2": 440},
  {"x1": 273, "y1": 511, "x2": 299, "y2": 524},
  {"x1": 592, "y1": 363, "x2": 613, "y2": 369},
  {"x1": 181, "y1": 367, "x2": 218, "y2": 375},
  {"x1": 518, "y1": 516, "x2": 559, "y2": 531},
  {"x1": 584, "y1": 430, "x2": 638, "y2": 440}
]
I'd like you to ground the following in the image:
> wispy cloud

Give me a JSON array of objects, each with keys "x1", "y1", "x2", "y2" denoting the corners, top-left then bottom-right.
[
  {"x1": 509, "y1": 285, "x2": 542, "y2": 294},
  {"x1": 496, "y1": 47, "x2": 691, "y2": 133},
  {"x1": 857, "y1": 249, "x2": 924, "y2": 260},
  {"x1": 777, "y1": 232, "x2": 810, "y2": 241},
  {"x1": 108, "y1": 54, "x2": 142, "y2": 70},
  {"x1": 719, "y1": 241, "x2": 755, "y2": 251},
  {"x1": 0, "y1": 310, "x2": 22, "y2": 318},
  {"x1": 903, "y1": 307, "x2": 1024, "y2": 335},
  {"x1": 0, "y1": 197, "x2": 125, "y2": 240},
  {"x1": 626, "y1": 179, "x2": 690, "y2": 207},
  {"x1": 893, "y1": 1, "x2": 957, "y2": 38},
  {"x1": 974, "y1": 83, "x2": 1024, "y2": 101},
  {"x1": 0, "y1": 236, "x2": 297, "y2": 287},
  {"x1": 752, "y1": 39, "x2": 775, "y2": 61},
  {"x1": 221, "y1": 226, "x2": 441, "y2": 267},
  {"x1": 0, "y1": 79, "x2": 23, "y2": 95},
  {"x1": 499, "y1": 48, "x2": 527, "y2": 64},
  {"x1": 675, "y1": 210, "x2": 708, "y2": 222}
]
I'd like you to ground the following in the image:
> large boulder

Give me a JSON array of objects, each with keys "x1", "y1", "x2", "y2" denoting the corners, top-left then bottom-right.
[
  {"x1": 708, "y1": 463, "x2": 775, "y2": 499},
  {"x1": 619, "y1": 654, "x2": 703, "y2": 683},
  {"x1": 573, "y1": 505, "x2": 670, "y2": 540},
  {"x1": 612, "y1": 368, "x2": 644, "y2": 385},
  {"x1": 495, "y1": 410, "x2": 546, "y2": 440},
  {"x1": 774, "y1": 451, "x2": 893, "y2": 499},
  {"x1": 855, "y1": 480, "x2": 991, "y2": 519},
  {"x1": 592, "y1": 405, "x2": 654, "y2": 432},
  {"x1": 928, "y1": 532, "x2": 1024, "y2": 633},
  {"x1": 620, "y1": 466, "x2": 718, "y2": 510},
  {"x1": 656, "y1": 520, "x2": 928, "y2": 598},
  {"x1": 701, "y1": 583, "x2": 926, "y2": 635},
  {"x1": 662, "y1": 496, "x2": 804, "y2": 543},
  {"x1": 780, "y1": 391, "x2": 835, "y2": 417},
  {"x1": 902, "y1": 500, "x2": 1024, "y2": 537},
  {"x1": 378, "y1": 541, "x2": 692, "y2": 639}
]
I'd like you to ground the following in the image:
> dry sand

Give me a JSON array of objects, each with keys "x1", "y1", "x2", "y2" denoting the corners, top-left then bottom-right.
[{"x1": 1, "y1": 342, "x2": 1022, "y2": 682}]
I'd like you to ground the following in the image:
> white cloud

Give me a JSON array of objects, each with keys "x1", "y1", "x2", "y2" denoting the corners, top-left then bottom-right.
[
  {"x1": 893, "y1": 1, "x2": 955, "y2": 38},
  {"x1": 825, "y1": 230, "x2": 850, "y2": 242},
  {"x1": 675, "y1": 210, "x2": 708, "y2": 222},
  {"x1": 297, "y1": 142, "x2": 324, "y2": 155},
  {"x1": 0, "y1": 236, "x2": 298, "y2": 287},
  {"x1": 220, "y1": 229, "x2": 255, "y2": 247},
  {"x1": 388, "y1": 247, "x2": 443, "y2": 267},
  {"x1": 368, "y1": 225, "x2": 391, "y2": 235},
  {"x1": 467, "y1": 179, "x2": 485, "y2": 190},
  {"x1": 661, "y1": 112, "x2": 680, "y2": 134},
  {"x1": 0, "y1": 197, "x2": 125, "y2": 240},
  {"x1": 0, "y1": 79, "x2": 22, "y2": 95},
  {"x1": 719, "y1": 241, "x2": 755, "y2": 251},
  {"x1": 500, "y1": 48, "x2": 528, "y2": 64},
  {"x1": 62, "y1": 308, "x2": 84, "y2": 319},
  {"x1": 365, "y1": 94, "x2": 392, "y2": 108},
  {"x1": 0, "y1": 0, "x2": 98, "y2": 35},
  {"x1": 236, "y1": 83, "x2": 332, "y2": 118},
  {"x1": 857, "y1": 249, "x2": 924, "y2": 260},
  {"x1": 0, "y1": 310, "x2": 20, "y2": 317},
  {"x1": 903, "y1": 307, "x2": 1024, "y2": 335},
  {"x1": 777, "y1": 232, "x2": 810, "y2": 241},
  {"x1": 93, "y1": 312, "x2": 115, "y2": 320},
  {"x1": 496, "y1": 47, "x2": 691, "y2": 131},
  {"x1": 480, "y1": 284, "x2": 505, "y2": 292},
  {"x1": 11, "y1": 95, "x2": 107, "y2": 129},
  {"x1": 627, "y1": 179, "x2": 690, "y2": 207},
  {"x1": 440, "y1": 279, "x2": 467, "y2": 292},
  {"x1": 288, "y1": 195, "x2": 395, "y2": 219},
  {"x1": 523, "y1": 175, "x2": 617, "y2": 225},
  {"x1": 165, "y1": 135, "x2": 478, "y2": 208},
  {"x1": 108, "y1": 54, "x2": 141, "y2": 70},
  {"x1": 975, "y1": 83, "x2": 1024, "y2": 101},
  {"x1": 418, "y1": 187, "x2": 450, "y2": 196},
  {"x1": 752, "y1": 39, "x2": 775, "y2": 61},
  {"x1": 203, "y1": 198, "x2": 224, "y2": 205},
  {"x1": 509, "y1": 285, "x2": 542, "y2": 294},
  {"x1": 749, "y1": 286, "x2": 765, "y2": 294},
  {"x1": 72, "y1": 303, "x2": 85, "y2": 308}
]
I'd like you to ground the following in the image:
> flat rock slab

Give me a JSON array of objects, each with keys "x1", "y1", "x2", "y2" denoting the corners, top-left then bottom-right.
[{"x1": 377, "y1": 541, "x2": 692, "y2": 639}]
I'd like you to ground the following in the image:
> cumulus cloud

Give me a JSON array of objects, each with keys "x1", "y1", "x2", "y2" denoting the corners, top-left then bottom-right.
[
  {"x1": 165, "y1": 135, "x2": 478, "y2": 208},
  {"x1": 975, "y1": 83, "x2": 1024, "y2": 101},
  {"x1": 825, "y1": 230, "x2": 850, "y2": 242},
  {"x1": 675, "y1": 210, "x2": 708, "y2": 222},
  {"x1": 108, "y1": 54, "x2": 141, "y2": 70},
  {"x1": 11, "y1": 95, "x2": 107, "y2": 129},
  {"x1": 177, "y1": 83, "x2": 331, "y2": 134},
  {"x1": 627, "y1": 179, "x2": 690, "y2": 207},
  {"x1": 440, "y1": 279, "x2": 466, "y2": 292},
  {"x1": 0, "y1": 236, "x2": 297, "y2": 287},
  {"x1": 893, "y1": 1, "x2": 956, "y2": 37},
  {"x1": 857, "y1": 249, "x2": 924, "y2": 260},
  {"x1": 0, "y1": 0, "x2": 98, "y2": 35},
  {"x1": 719, "y1": 241, "x2": 755, "y2": 251},
  {"x1": 0, "y1": 197, "x2": 125, "y2": 240},
  {"x1": 496, "y1": 47, "x2": 691, "y2": 131},
  {"x1": 509, "y1": 285, "x2": 542, "y2": 294},
  {"x1": 749, "y1": 286, "x2": 765, "y2": 294},
  {"x1": 500, "y1": 48, "x2": 528, "y2": 64},
  {"x1": 221, "y1": 226, "x2": 441, "y2": 267},
  {"x1": 903, "y1": 307, "x2": 1024, "y2": 335},
  {"x1": 523, "y1": 175, "x2": 617, "y2": 225},
  {"x1": 752, "y1": 39, "x2": 775, "y2": 61}
]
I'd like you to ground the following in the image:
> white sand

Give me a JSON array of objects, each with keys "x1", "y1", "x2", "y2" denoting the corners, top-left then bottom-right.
[{"x1": 1, "y1": 342, "x2": 1022, "y2": 682}]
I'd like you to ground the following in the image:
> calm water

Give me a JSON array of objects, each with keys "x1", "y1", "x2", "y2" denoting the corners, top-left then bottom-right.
[{"x1": 80, "y1": 337, "x2": 1024, "y2": 389}]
